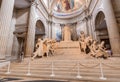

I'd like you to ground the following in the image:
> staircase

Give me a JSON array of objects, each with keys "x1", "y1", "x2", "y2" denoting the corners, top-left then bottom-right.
[
  {"x1": 0, "y1": 57, "x2": 120, "y2": 82},
  {"x1": 0, "y1": 41, "x2": 120, "y2": 82}
]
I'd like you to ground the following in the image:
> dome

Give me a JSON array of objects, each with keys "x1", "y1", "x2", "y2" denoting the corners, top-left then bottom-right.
[{"x1": 54, "y1": 0, "x2": 86, "y2": 13}]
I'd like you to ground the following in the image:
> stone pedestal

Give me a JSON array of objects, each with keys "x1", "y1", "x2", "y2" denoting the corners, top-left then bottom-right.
[
  {"x1": 103, "y1": 0, "x2": 120, "y2": 56},
  {"x1": 0, "y1": 0, "x2": 15, "y2": 59}
]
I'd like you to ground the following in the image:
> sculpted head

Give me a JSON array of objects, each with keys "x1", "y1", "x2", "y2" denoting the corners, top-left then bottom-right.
[
  {"x1": 101, "y1": 41, "x2": 105, "y2": 45},
  {"x1": 38, "y1": 38, "x2": 41, "y2": 42},
  {"x1": 80, "y1": 31, "x2": 84, "y2": 34}
]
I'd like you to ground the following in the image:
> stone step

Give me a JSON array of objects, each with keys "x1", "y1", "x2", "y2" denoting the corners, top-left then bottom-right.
[
  {"x1": 0, "y1": 70, "x2": 120, "y2": 79},
  {"x1": 0, "y1": 68, "x2": 120, "y2": 75},
  {"x1": 7, "y1": 65, "x2": 120, "y2": 72},
  {"x1": 11, "y1": 62, "x2": 120, "y2": 67},
  {"x1": 2, "y1": 72, "x2": 120, "y2": 82}
]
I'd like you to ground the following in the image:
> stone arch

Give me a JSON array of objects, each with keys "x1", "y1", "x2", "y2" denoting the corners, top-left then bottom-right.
[
  {"x1": 35, "y1": 20, "x2": 45, "y2": 38},
  {"x1": 94, "y1": 11, "x2": 111, "y2": 49},
  {"x1": 33, "y1": 19, "x2": 46, "y2": 51},
  {"x1": 35, "y1": 17, "x2": 48, "y2": 38}
]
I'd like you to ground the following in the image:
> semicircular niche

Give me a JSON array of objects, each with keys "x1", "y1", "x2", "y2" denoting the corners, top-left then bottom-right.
[{"x1": 54, "y1": 0, "x2": 85, "y2": 13}]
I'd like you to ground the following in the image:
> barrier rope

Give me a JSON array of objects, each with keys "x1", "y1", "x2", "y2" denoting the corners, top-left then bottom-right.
[
  {"x1": 79, "y1": 63, "x2": 99, "y2": 68},
  {"x1": 42, "y1": 63, "x2": 52, "y2": 68},
  {"x1": 54, "y1": 63, "x2": 78, "y2": 71},
  {"x1": 69, "y1": 63, "x2": 78, "y2": 71},
  {"x1": 102, "y1": 63, "x2": 120, "y2": 70}
]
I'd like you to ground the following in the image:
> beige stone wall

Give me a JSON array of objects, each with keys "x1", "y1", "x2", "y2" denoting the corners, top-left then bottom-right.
[{"x1": 76, "y1": 21, "x2": 87, "y2": 36}]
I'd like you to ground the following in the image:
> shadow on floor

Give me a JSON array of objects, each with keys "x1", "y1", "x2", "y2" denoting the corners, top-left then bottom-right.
[
  {"x1": 0, "y1": 77, "x2": 22, "y2": 82},
  {"x1": 22, "y1": 80, "x2": 68, "y2": 82}
]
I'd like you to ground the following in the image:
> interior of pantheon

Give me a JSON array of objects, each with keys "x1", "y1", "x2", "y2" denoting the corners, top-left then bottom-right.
[{"x1": 0, "y1": 0, "x2": 120, "y2": 82}]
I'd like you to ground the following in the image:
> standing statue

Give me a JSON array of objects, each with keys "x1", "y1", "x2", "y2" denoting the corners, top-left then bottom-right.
[
  {"x1": 62, "y1": 26, "x2": 71, "y2": 41},
  {"x1": 32, "y1": 38, "x2": 57, "y2": 60},
  {"x1": 79, "y1": 31, "x2": 85, "y2": 41},
  {"x1": 84, "y1": 36, "x2": 93, "y2": 54},
  {"x1": 32, "y1": 38, "x2": 44, "y2": 60},
  {"x1": 79, "y1": 31, "x2": 86, "y2": 52},
  {"x1": 89, "y1": 40, "x2": 98, "y2": 57}
]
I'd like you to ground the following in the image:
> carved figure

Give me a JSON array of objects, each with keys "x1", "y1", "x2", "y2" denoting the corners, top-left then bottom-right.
[
  {"x1": 32, "y1": 38, "x2": 57, "y2": 60},
  {"x1": 79, "y1": 31, "x2": 86, "y2": 52},
  {"x1": 89, "y1": 40, "x2": 98, "y2": 57},
  {"x1": 78, "y1": 31, "x2": 109, "y2": 59},
  {"x1": 79, "y1": 31, "x2": 85, "y2": 41},
  {"x1": 32, "y1": 38, "x2": 44, "y2": 60},
  {"x1": 47, "y1": 39, "x2": 57, "y2": 56},
  {"x1": 95, "y1": 41, "x2": 108, "y2": 58}
]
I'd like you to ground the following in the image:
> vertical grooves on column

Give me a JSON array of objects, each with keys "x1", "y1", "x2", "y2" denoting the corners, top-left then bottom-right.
[
  {"x1": 25, "y1": 4, "x2": 36, "y2": 57},
  {"x1": 0, "y1": 0, "x2": 15, "y2": 59}
]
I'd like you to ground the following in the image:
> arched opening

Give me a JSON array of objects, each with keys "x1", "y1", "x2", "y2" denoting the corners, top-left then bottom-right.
[
  {"x1": 34, "y1": 20, "x2": 45, "y2": 51},
  {"x1": 95, "y1": 11, "x2": 111, "y2": 50}
]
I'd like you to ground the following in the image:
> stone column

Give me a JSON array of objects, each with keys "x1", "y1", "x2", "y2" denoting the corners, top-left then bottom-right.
[
  {"x1": 103, "y1": 0, "x2": 120, "y2": 56},
  {"x1": 25, "y1": 4, "x2": 36, "y2": 57},
  {"x1": 52, "y1": 23, "x2": 56, "y2": 39},
  {"x1": 0, "y1": 0, "x2": 15, "y2": 59},
  {"x1": 48, "y1": 21, "x2": 52, "y2": 39},
  {"x1": 6, "y1": 17, "x2": 16, "y2": 57}
]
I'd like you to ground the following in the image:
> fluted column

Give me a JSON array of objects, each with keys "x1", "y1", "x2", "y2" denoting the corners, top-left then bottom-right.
[
  {"x1": 103, "y1": 0, "x2": 120, "y2": 56},
  {"x1": 6, "y1": 17, "x2": 16, "y2": 57},
  {"x1": 48, "y1": 21, "x2": 52, "y2": 39},
  {"x1": 25, "y1": 4, "x2": 36, "y2": 57},
  {"x1": 0, "y1": 0, "x2": 15, "y2": 59}
]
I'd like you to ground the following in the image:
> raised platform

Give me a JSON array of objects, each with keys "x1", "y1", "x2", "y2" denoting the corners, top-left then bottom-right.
[
  {"x1": 55, "y1": 41, "x2": 81, "y2": 55},
  {"x1": 57, "y1": 41, "x2": 80, "y2": 48}
]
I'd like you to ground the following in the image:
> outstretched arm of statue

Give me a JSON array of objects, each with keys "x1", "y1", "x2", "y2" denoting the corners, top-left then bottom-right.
[{"x1": 36, "y1": 43, "x2": 39, "y2": 48}]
